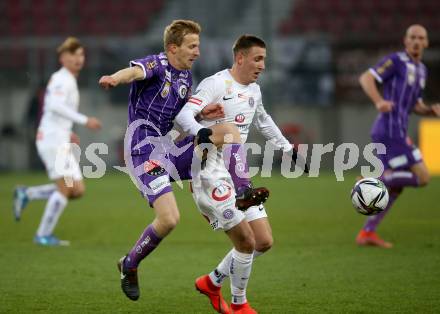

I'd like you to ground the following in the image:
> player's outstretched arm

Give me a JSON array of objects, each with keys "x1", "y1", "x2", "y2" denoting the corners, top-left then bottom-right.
[
  {"x1": 359, "y1": 70, "x2": 393, "y2": 112},
  {"x1": 99, "y1": 66, "x2": 144, "y2": 89}
]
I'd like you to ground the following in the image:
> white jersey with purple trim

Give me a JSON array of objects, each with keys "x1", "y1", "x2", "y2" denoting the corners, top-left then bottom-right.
[
  {"x1": 38, "y1": 67, "x2": 87, "y2": 142},
  {"x1": 177, "y1": 69, "x2": 288, "y2": 229},
  {"x1": 176, "y1": 69, "x2": 291, "y2": 151}
]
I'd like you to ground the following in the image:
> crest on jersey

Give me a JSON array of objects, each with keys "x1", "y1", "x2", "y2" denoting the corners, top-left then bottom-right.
[
  {"x1": 406, "y1": 63, "x2": 416, "y2": 85},
  {"x1": 179, "y1": 85, "x2": 187, "y2": 99},
  {"x1": 248, "y1": 97, "x2": 255, "y2": 107},
  {"x1": 161, "y1": 81, "x2": 171, "y2": 98},
  {"x1": 222, "y1": 209, "x2": 234, "y2": 220},
  {"x1": 211, "y1": 180, "x2": 233, "y2": 202}
]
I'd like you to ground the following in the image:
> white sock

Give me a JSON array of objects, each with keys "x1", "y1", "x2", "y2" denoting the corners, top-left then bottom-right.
[
  {"x1": 209, "y1": 249, "x2": 264, "y2": 287},
  {"x1": 230, "y1": 249, "x2": 253, "y2": 305},
  {"x1": 26, "y1": 184, "x2": 57, "y2": 200},
  {"x1": 36, "y1": 191, "x2": 68, "y2": 237}
]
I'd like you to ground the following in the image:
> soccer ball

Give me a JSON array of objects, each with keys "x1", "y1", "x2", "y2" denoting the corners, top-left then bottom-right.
[{"x1": 351, "y1": 178, "x2": 389, "y2": 216}]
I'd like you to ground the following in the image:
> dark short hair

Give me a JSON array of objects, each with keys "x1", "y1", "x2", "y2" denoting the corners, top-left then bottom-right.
[
  {"x1": 57, "y1": 37, "x2": 83, "y2": 55},
  {"x1": 232, "y1": 35, "x2": 266, "y2": 56}
]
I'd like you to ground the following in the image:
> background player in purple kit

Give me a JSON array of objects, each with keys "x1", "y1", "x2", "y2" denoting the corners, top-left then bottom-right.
[
  {"x1": 98, "y1": 20, "x2": 268, "y2": 301},
  {"x1": 356, "y1": 24, "x2": 440, "y2": 248}
]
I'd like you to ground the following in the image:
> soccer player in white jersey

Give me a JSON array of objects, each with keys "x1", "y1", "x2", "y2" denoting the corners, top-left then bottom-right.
[
  {"x1": 13, "y1": 37, "x2": 102, "y2": 246},
  {"x1": 176, "y1": 34, "x2": 308, "y2": 314}
]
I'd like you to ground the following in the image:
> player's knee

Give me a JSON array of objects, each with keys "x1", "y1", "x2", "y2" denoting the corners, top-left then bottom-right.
[
  {"x1": 159, "y1": 213, "x2": 180, "y2": 231},
  {"x1": 69, "y1": 186, "x2": 85, "y2": 199},
  {"x1": 255, "y1": 237, "x2": 273, "y2": 253},
  {"x1": 237, "y1": 231, "x2": 256, "y2": 253},
  {"x1": 418, "y1": 173, "x2": 430, "y2": 187}
]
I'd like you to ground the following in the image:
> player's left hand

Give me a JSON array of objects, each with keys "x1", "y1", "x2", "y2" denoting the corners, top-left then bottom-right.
[
  {"x1": 70, "y1": 132, "x2": 80, "y2": 145},
  {"x1": 432, "y1": 103, "x2": 440, "y2": 117},
  {"x1": 200, "y1": 103, "x2": 225, "y2": 120}
]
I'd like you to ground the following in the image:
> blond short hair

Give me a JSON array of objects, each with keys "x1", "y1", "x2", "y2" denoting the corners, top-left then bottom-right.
[
  {"x1": 57, "y1": 37, "x2": 83, "y2": 56},
  {"x1": 163, "y1": 20, "x2": 201, "y2": 51}
]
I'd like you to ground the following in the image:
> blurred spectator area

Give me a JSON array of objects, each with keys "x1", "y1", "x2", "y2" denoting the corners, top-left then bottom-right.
[
  {"x1": 279, "y1": 0, "x2": 440, "y2": 41},
  {"x1": 1, "y1": 0, "x2": 163, "y2": 37}
]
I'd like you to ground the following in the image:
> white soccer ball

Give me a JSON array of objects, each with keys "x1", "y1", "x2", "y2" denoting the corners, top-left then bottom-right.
[{"x1": 351, "y1": 178, "x2": 389, "y2": 216}]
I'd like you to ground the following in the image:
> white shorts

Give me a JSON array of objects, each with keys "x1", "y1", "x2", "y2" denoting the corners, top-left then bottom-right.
[
  {"x1": 192, "y1": 177, "x2": 245, "y2": 231},
  {"x1": 191, "y1": 179, "x2": 268, "y2": 231},
  {"x1": 36, "y1": 139, "x2": 83, "y2": 181}
]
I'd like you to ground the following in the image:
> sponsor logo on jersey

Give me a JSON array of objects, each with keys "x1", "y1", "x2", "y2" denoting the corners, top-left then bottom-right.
[
  {"x1": 377, "y1": 59, "x2": 393, "y2": 75},
  {"x1": 223, "y1": 95, "x2": 234, "y2": 101},
  {"x1": 144, "y1": 160, "x2": 165, "y2": 176},
  {"x1": 149, "y1": 175, "x2": 170, "y2": 194},
  {"x1": 237, "y1": 124, "x2": 249, "y2": 131},
  {"x1": 406, "y1": 63, "x2": 416, "y2": 85},
  {"x1": 165, "y1": 70, "x2": 171, "y2": 81},
  {"x1": 235, "y1": 113, "x2": 245, "y2": 123},
  {"x1": 188, "y1": 97, "x2": 203, "y2": 106},
  {"x1": 222, "y1": 209, "x2": 234, "y2": 220},
  {"x1": 146, "y1": 60, "x2": 157, "y2": 70},
  {"x1": 211, "y1": 180, "x2": 233, "y2": 201},
  {"x1": 225, "y1": 80, "x2": 233, "y2": 95},
  {"x1": 161, "y1": 81, "x2": 171, "y2": 98},
  {"x1": 179, "y1": 84, "x2": 187, "y2": 99}
]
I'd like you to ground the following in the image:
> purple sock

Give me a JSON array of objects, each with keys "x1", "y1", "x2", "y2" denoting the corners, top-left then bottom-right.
[
  {"x1": 381, "y1": 171, "x2": 419, "y2": 189},
  {"x1": 125, "y1": 224, "x2": 162, "y2": 268},
  {"x1": 222, "y1": 144, "x2": 251, "y2": 194},
  {"x1": 363, "y1": 192, "x2": 399, "y2": 232}
]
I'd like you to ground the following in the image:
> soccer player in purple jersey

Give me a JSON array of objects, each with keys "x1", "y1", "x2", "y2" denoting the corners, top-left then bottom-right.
[
  {"x1": 98, "y1": 20, "x2": 268, "y2": 301},
  {"x1": 356, "y1": 24, "x2": 440, "y2": 248}
]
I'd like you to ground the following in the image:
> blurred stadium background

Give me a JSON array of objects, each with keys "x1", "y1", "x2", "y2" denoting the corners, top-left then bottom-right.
[
  {"x1": 1, "y1": 0, "x2": 439, "y2": 172},
  {"x1": 1, "y1": 1, "x2": 440, "y2": 313}
]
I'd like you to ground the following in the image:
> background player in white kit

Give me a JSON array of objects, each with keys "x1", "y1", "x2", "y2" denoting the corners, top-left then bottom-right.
[
  {"x1": 13, "y1": 37, "x2": 102, "y2": 246},
  {"x1": 176, "y1": 35, "x2": 308, "y2": 314}
]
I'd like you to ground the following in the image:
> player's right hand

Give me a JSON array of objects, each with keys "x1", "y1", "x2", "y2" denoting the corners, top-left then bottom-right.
[
  {"x1": 201, "y1": 103, "x2": 225, "y2": 120},
  {"x1": 375, "y1": 100, "x2": 394, "y2": 112},
  {"x1": 99, "y1": 75, "x2": 118, "y2": 89},
  {"x1": 86, "y1": 117, "x2": 102, "y2": 130}
]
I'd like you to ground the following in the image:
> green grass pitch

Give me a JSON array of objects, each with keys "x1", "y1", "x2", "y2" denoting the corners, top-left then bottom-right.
[{"x1": 1, "y1": 172, "x2": 439, "y2": 313}]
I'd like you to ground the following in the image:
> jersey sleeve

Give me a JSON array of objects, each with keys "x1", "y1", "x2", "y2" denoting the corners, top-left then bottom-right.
[
  {"x1": 175, "y1": 77, "x2": 219, "y2": 135},
  {"x1": 252, "y1": 94, "x2": 292, "y2": 152},
  {"x1": 45, "y1": 78, "x2": 88, "y2": 125},
  {"x1": 369, "y1": 53, "x2": 398, "y2": 83},
  {"x1": 130, "y1": 55, "x2": 160, "y2": 80}
]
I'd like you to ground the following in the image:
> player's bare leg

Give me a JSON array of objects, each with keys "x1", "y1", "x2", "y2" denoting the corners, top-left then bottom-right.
[
  {"x1": 410, "y1": 162, "x2": 430, "y2": 186},
  {"x1": 118, "y1": 192, "x2": 179, "y2": 301}
]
